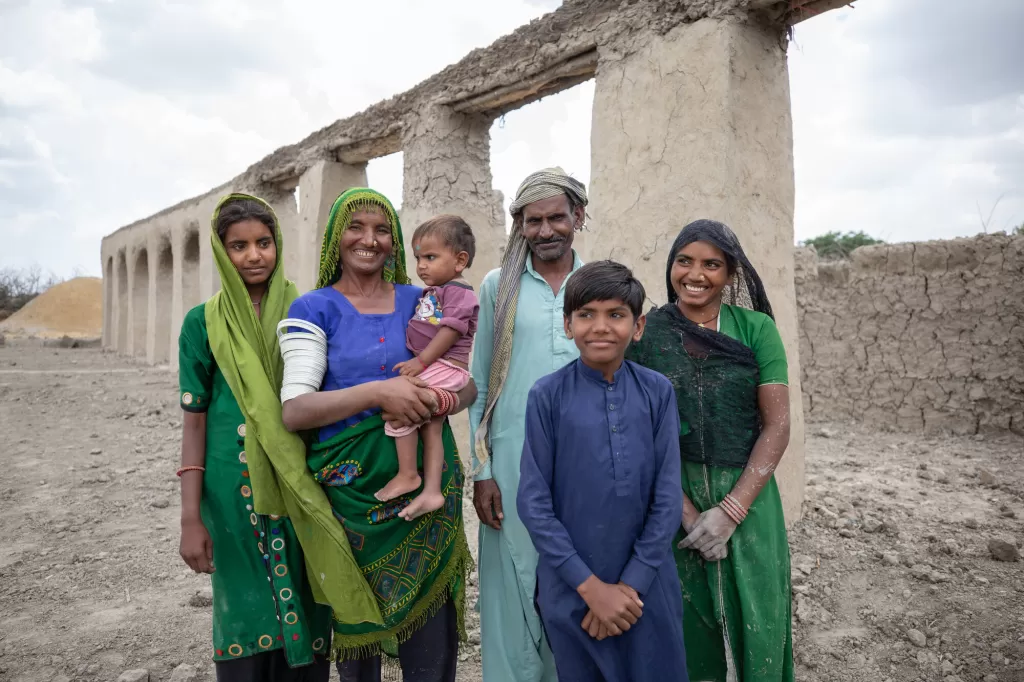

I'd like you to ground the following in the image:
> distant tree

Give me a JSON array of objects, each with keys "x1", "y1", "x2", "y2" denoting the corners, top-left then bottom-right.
[
  {"x1": 800, "y1": 231, "x2": 885, "y2": 260},
  {"x1": 0, "y1": 266, "x2": 62, "y2": 321},
  {"x1": 1013, "y1": 222, "x2": 1024, "y2": 236}
]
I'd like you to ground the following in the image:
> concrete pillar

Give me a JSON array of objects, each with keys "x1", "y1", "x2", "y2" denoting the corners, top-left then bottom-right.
[
  {"x1": 115, "y1": 250, "x2": 128, "y2": 353},
  {"x1": 168, "y1": 227, "x2": 185, "y2": 372},
  {"x1": 102, "y1": 251, "x2": 113, "y2": 348},
  {"x1": 145, "y1": 236, "x2": 157, "y2": 363},
  {"x1": 296, "y1": 160, "x2": 368, "y2": 293},
  {"x1": 261, "y1": 190, "x2": 302, "y2": 290},
  {"x1": 585, "y1": 17, "x2": 806, "y2": 523},
  {"x1": 401, "y1": 105, "x2": 505, "y2": 460},
  {"x1": 127, "y1": 245, "x2": 150, "y2": 359},
  {"x1": 150, "y1": 233, "x2": 174, "y2": 365},
  {"x1": 200, "y1": 215, "x2": 217, "y2": 303},
  {"x1": 401, "y1": 105, "x2": 505, "y2": 291}
]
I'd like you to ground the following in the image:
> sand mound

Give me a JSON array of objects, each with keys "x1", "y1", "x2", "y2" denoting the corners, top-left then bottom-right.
[{"x1": 0, "y1": 277, "x2": 102, "y2": 339}]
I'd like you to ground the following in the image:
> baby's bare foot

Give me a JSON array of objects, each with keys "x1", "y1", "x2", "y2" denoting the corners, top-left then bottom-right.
[
  {"x1": 399, "y1": 490, "x2": 446, "y2": 521},
  {"x1": 375, "y1": 473, "x2": 422, "y2": 502}
]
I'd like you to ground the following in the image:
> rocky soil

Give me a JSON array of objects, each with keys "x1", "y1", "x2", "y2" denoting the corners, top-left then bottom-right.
[{"x1": 0, "y1": 344, "x2": 1020, "y2": 681}]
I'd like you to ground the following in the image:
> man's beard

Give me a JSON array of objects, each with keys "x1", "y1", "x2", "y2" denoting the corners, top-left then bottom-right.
[{"x1": 528, "y1": 237, "x2": 569, "y2": 261}]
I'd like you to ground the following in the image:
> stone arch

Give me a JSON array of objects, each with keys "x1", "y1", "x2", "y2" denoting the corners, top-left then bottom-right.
[
  {"x1": 182, "y1": 223, "x2": 201, "y2": 312},
  {"x1": 116, "y1": 250, "x2": 128, "y2": 352},
  {"x1": 103, "y1": 256, "x2": 113, "y2": 344},
  {"x1": 154, "y1": 238, "x2": 173, "y2": 363},
  {"x1": 132, "y1": 247, "x2": 149, "y2": 357}
]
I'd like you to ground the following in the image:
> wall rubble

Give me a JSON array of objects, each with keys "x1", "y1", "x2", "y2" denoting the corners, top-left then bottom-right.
[{"x1": 795, "y1": 235, "x2": 1024, "y2": 435}]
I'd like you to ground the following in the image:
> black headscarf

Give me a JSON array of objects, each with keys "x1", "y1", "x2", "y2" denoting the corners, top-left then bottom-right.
[
  {"x1": 625, "y1": 219, "x2": 775, "y2": 467},
  {"x1": 664, "y1": 218, "x2": 773, "y2": 319}
]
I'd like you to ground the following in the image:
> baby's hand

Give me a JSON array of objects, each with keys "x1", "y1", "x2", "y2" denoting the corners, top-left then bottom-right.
[{"x1": 393, "y1": 360, "x2": 424, "y2": 377}]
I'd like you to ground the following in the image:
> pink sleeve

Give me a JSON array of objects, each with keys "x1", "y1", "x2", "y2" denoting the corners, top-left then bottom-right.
[{"x1": 438, "y1": 285, "x2": 480, "y2": 336}]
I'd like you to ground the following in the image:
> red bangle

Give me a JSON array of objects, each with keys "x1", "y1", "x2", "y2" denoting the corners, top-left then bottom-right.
[
  {"x1": 719, "y1": 494, "x2": 747, "y2": 524},
  {"x1": 719, "y1": 503, "x2": 743, "y2": 525},
  {"x1": 724, "y1": 493, "x2": 747, "y2": 516},
  {"x1": 429, "y1": 388, "x2": 455, "y2": 417},
  {"x1": 417, "y1": 356, "x2": 430, "y2": 370},
  {"x1": 177, "y1": 465, "x2": 206, "y2": 477}
]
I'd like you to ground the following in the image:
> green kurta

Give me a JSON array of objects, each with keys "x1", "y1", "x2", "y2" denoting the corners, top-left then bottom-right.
[
  {"x1": 627, "y1": 304, "x2": 794, "y2": 682},
  {"x1": 179, "y1": 303, "x2": 333, "y2": 664}
]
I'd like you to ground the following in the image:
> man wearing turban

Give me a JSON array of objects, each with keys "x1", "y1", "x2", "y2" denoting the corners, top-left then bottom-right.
[{"x1": 468, "y1": 168, "x2": 588, "y2": 681}]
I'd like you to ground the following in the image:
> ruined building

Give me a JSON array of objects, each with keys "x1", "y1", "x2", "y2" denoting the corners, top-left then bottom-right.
[{"x1": 99, "y1": 0, "x2": 850, "y2": 520}]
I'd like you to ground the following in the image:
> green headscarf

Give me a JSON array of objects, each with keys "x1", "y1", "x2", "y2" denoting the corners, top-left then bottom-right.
[
  {"x1": 205, "y1": 193, "x2": 382, "y2": 626},
  {"x1": 316, "y1": 187, "x2": 409, "y2": 289}
]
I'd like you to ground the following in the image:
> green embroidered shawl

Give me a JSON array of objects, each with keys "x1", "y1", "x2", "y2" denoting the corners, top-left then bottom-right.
[{"x1": 205, "y1": 193, "x2": 381, "y2": 627}]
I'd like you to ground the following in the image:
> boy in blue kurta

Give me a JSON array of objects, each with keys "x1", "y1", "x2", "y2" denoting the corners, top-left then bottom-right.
[{"x1": 517, "y1": 260, "x2": 689, "y2": 682}]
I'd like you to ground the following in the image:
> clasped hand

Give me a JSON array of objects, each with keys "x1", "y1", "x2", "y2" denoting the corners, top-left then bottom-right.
[
  {"x1": 378, "y1": 375, "x2": 437, "y2": 428},
  {"x1": 678, "y1": 506, "x2": 736, "y2": 562},
  {"x1": 578, "y1": 577, "x2": 643, "y2": 641}
]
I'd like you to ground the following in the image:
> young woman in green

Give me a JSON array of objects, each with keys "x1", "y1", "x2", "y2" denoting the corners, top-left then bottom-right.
[
  {"x1": 177, "y1": 195, "x2": 333, "y2": 681},
  {"x1": 625, "y1": 219, "x2": 794, "y2": 682}
]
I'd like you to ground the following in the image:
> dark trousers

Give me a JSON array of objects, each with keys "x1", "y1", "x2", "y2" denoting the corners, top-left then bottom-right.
[
  {"x1": 215, "y1": 651, "x2": 330, "y2": 682},
  {"x1": 336, "y1": 599, "x2": 458, "y2": 682}
]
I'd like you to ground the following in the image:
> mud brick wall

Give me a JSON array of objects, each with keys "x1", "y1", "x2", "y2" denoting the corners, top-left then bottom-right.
[{"x1": 795, "y1": 235, "x2": 1024, "y2": 434}]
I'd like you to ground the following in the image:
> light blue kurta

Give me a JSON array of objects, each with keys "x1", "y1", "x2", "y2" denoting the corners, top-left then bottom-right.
[{"x1": 468, "y1": 251, "x2": 583, "y2": 682}]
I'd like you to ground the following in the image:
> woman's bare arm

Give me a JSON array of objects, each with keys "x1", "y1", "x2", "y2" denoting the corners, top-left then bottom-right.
[
  {"x1": 729, "y1": 384, "x2": 790, "y2": 509},
  {"x1": 180, "y1": 412, "x2": 206, "y2": 523},
  {"x1": 179, "y1": 411, "x2": 213, "y2": 574}
]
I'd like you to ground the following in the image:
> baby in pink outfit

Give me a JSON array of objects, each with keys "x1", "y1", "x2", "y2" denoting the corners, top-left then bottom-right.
[{"x1": 380, "y1": 215, "x2": 479, "y2": 521}]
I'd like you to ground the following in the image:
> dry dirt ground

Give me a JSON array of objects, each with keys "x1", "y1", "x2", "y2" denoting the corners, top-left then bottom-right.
[{"x1": 0, "y1": 344, "x2": 1021, "y2": 682}]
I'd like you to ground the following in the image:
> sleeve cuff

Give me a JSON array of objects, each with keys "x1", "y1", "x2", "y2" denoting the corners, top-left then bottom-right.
[
  {"x1": 620, "y1": 557, "x2": 657, "y2": 595},
  {"x1": 180, "y1": 392, "x2": 208, "y2": 413},
  {"x1": 439, "y1": 318, "x2": 470, "y2": 335},
  {"x1": 556, "y1": 553, "x2": 593, "y2": 590},
  {"x1": 472, "y1": 460, "x2": 492, "y2": 481}
]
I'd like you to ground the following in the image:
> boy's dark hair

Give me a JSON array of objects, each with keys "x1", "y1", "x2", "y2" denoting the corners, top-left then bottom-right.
[
  {"x1": 563, "y1": 260, "x2": 646, "y2": 319},
  {"x1": 412, "y1": 215, "x2": 476, "y2": 267},
  {"x1": 215, "y1": 198, "x2": 277, "y2": 242}
]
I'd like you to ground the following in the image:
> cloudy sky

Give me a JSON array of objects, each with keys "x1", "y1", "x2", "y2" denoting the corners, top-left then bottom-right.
[{"x1": 1, "y1": 0, "x2": 1022, "y2": 278}]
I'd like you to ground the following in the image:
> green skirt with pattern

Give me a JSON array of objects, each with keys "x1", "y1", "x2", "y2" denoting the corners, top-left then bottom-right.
[{"x1": 307, "y1": 414, "x2": 472, "y2": 661}]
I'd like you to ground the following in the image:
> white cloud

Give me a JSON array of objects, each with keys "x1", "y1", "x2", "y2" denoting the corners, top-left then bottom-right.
[
  {"x1": 789, "y1": 0, "x2": 1024, "y2": 243},
  {"x1": 1, "y1": 0, "x2": 1021, "y2": 279}
]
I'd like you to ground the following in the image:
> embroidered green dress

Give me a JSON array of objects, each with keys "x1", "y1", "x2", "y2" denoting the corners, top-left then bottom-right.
[{"x1": 179, "y1": 303, "x2": 333, "y2": 664}]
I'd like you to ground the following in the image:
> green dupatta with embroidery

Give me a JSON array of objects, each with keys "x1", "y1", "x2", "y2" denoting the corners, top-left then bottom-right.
[{"x1": 204, "y1": 193, "x2": 382, "y2": 629}]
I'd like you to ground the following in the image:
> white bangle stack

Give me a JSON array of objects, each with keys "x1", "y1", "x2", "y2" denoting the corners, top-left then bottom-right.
[{"x1": 277, "y1": 318, "x2": 328, "y2": 402}]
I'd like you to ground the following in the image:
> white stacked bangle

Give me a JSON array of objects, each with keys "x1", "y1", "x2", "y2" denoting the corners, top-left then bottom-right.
[{"x1": 277, "y1": 318, "x2": 328, "y2": 402}]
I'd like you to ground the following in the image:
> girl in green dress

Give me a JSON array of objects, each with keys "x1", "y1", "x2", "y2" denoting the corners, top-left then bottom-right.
[
  {"x1": 177, "y1": 194, "x2": 333, "y2": 681},
  {"x1": 625, "y1": 219, "x2": 794, "y2": 682}
]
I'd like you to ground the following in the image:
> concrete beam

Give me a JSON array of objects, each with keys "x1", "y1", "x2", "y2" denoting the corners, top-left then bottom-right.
[
  {"x1": 447, "y1": 49, "x2": 598, "y2": 116},
  {"x1": 787, "y1": 0, "x2": 854, "y2": 24},
  {"x1": 102, "y1": 1, "x2": 854, "y2": 245}
]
